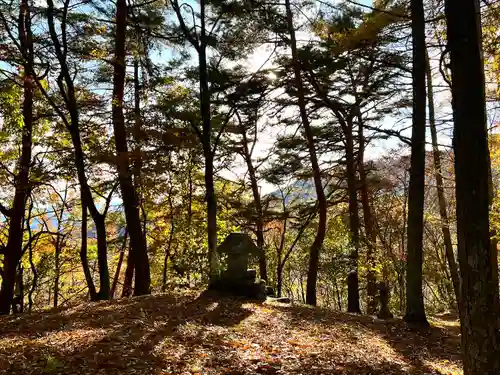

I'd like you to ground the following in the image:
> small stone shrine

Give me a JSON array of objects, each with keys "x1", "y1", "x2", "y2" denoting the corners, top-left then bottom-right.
[{"x1": 210, "y1": 232, "x2": 267, "y2": 300}]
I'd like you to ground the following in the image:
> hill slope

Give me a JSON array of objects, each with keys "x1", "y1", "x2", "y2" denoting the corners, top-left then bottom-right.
[{"x1": 0, "y1": 291, "x2": 462, "y2": 375}]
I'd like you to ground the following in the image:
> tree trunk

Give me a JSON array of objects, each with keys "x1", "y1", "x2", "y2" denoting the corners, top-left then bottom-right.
[
  {"x1": 425, "y1": 48, "x2": 461, "y2": 308},
  {"x1": 27, "y1": 224, "x2": 37, "y2": 312},
  {"x1": 133, "y1": 57, "x2": 147, "y2": 243},
  {"x1": 357, "y1": 113, "x2": 377, "y2": 314},
  {"x1": 162, "y1": 191, "x2": 175, "y2": 292},
  {"x1": 445, "y1": 0, "x2": 500, "y2": 373},
  {"x1": 241, "y1": 126, "x2": 267, "y2": 281},
  {"x1": 0, "y1": 1, "x2": 34, "y2": 314},
  {"x1": 284, "y1": 0, "x2": 328, "y2": 306},
  {"x1": 53, "y1": 236, "x2": 61, "y2": 308},
  {"x1": 404, "y1": 0, "x2": 428, "y2": 325},
  {"x1": 110, "y1": 229, "x2": 128, "y2": 299},
  {"x1": 12, "y1": 267, "x2": 24, "y2": 313},
  {"x1": 113, "y1": 0, "x2": 150, "y2": 296},
  {"x1": 345, "y1": 117, "x2": 361, "y2": 313},
  {"x1": 46, "y1": 0, "x2": 110, "y2": 300},
  {"x1": 277, "y1": 263, "x2": 283, "y2": 298},
  {"x1": 80, "y1": 202, "x2": 97, "y2": 301},
  {"x1": 122, "y1": 251, "x2": 135, "y2": 298},
  {"x1": 204, "y1": 149, "x2": 220, "y2": 284},
  {"x1": 197, "y1": 0, "x2": 220, "y2": 284}
]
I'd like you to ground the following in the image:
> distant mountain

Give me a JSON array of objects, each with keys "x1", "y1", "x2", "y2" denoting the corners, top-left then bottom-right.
[{"x1": 266, "y1": 179, "x2": 317, "y2": 205}]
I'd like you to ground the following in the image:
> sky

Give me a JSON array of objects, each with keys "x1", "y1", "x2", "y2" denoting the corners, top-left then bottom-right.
[{"x1": 219, "y1": 0, "x2": 410, "y2": 194}]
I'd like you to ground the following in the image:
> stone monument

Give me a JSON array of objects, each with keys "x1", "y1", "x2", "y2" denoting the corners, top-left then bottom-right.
[{"x1": 210, "y1": 232, "x2": 267, "y2": 300}]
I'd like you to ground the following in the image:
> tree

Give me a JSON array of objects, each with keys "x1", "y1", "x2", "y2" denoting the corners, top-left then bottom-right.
[
  {"x1": 445, "y1": 0, "x2": 500, "y2": 372},
  {"x1": 0, "y1": 0, "x2": 35, "y2": 314},
  {"x1": 112, "y1": 0, "x2": 151, "y2": 296},
  {"x1": 425, "y1": 48, "x2": 460, "y2": 308},
  {"x1": 44, "y1": 0, "x2": 112, "y2": 300},
  {"x1": 282, "y1": 0, "x2": 328, "y2": 306},
  {"x1": 404, "y1": 0, "x2": 428, "y2": 325}
]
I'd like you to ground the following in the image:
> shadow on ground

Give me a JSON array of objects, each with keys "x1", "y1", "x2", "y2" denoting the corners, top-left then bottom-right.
[
  {"x1": 270, "y1": 303, "x2": 461, "y2": 374},
  {"x1": 0, "y1": 291, "x2": 462, "y2": 375}
]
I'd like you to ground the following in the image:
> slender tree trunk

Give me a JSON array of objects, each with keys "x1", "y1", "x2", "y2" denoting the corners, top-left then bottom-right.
[
  {"x1": 345, "y1": 118, "x2": 361, "y2": 313},
  {"x1": 445, "y1": 0, "x2": 500, "y2": 373},
  {"x1": 110, "y1": 229, "x2": 128, "y2": 299},
  {"x1": 28, "y1": 228, "x2": 37, "y2": 312},
  {"x1": 204, "y1": 149, "x2": 219, "y2": 284},
  {"x1": 162, "y1": 191, "x2": 175, "y2": 292},
  {"x1": 284, "y1": 0, "x2": 327, "y2": 306},
  {"x1": 12, "y1": 267, "x2": 24, "y2": 313},
  {"x1": 241, "y1": 127, "x2": 267, "y2": 281},
  {"x1": 53, "y1": 188, "x2": 67, "y2": 308},
  {"x1": 277, "y1": 263, "x2": 283, "y2": 297},
  {"x1": 197, "y1": 1, "x2": 220, "y2": 284},
  {"x1": 53, "y1": 236, "x2": 61, "y2": 308},
  {"x1": 425, "y1": 49, "x2": 461, "y2": 308},
  {"x1": 113, "y1": 0, "x2": 150, "y2": 296},
  {"x1": 93, "y1": 215, "x2": 110, "y2": 299},
  {"x1": 404, "y1": 0, "x2": 428, "y2": 325},
  {"x1": 80, "y1": 202, "x2": 97, "y2": 301},
  {"x1": 161, "y1": 251, "x2": 169, "y2": 293},
  {"x1": 133, "y1": 57, "x2": 147, "y2": 243},
  {"x1": 181, "y1": 155, "x2": 194, "y2": 257},
  {"x1": 357, "y1": 113, "x2": 377, "y2": 314},
  {"x1": 122, "y1": 251, "x2": 135, "y2": 298},
  {"x1": 0, "y1": 1, "x2": 34, "y2": 314}
]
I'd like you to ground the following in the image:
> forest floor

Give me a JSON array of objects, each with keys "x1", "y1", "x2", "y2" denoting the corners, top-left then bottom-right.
[{"x1": 0, "y1": 290, "x2": 462, "y2": 375}]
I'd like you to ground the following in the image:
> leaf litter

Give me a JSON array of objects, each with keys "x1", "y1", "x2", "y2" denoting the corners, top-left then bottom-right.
[{"x1": 0, "y1": 290, "x2": 462, "y2": 375}]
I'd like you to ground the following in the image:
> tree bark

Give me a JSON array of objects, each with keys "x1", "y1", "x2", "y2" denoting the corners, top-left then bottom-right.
[
  {"x1": 0, "y1": 0, "x2": 34, "y2": 314},
  {"x1": 133, "y1": 57, "x2": 147, "y2": 243},
  {"x1": 80, "y1": 201, "x2": 97, "y2": 301},
  {"x1": 425, "y1": 48, "x2": 461, "y2": 308},
  {"x1": 197, "y1": 0, "x2": 220, "y2": 284},
  {"x1": 53, "y1": 186, "x2": 68, "y2": 308},
  {"x1": 345, "y1": 117, "x2": 361, "y2": 313},
  {"x1": 162, "y1": 189, "x2": 175, "y2": 292},
  {"x1": 53, "y1": 235, "x2": 61, "y2": 308},
  {"x1": 357, "y1": 114, "x2": 377, "y2": 314},
  {"x1": 110, "y1": 229, "x2": 128, "y2": 299},
  {"x1": 404, "y1": 0, "x2": 428, "y2": 325},
  {"x1": 284, "y1": 0, "x2": 328, "y2": 306},
  {"x1": 445, "y1": 0, "x2": 500, "y2": 373},
  {"x1": 113, "y1": 0, "x2": 151, "y2": 296},
  {"x1": 122, "y1": 250, "x2": 135, "y2": 298}
]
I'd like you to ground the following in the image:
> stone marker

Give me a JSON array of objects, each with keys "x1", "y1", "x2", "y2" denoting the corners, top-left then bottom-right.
[{"x1": 211, "y1": 232, "x2": 266, "y2": 300}]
